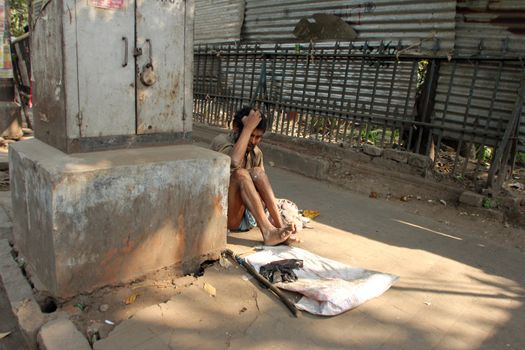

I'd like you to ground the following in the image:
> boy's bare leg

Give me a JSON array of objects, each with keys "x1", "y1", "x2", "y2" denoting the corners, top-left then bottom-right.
[
  {"x1": 249, "y1": 167, "x2": 284, "y2": 228},
  {"x1": 249, "y1": 167, "x2": 299, "y2": 243},
  {"x1": 229, "y1": 169, "x2": 293, "y2": 245},
  {"x1": 227, "y1": 174, "x2": 247, "y2": 230}
]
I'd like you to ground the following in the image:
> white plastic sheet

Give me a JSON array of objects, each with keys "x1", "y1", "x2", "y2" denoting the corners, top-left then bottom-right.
[{"x1": 245, "y1": 246, "x2": 399, "y2": 316}]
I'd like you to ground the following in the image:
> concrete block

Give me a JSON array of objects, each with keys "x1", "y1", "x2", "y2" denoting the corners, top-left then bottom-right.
[
  {"x1": 0, "y1": 204, "x2": 12, "y2": 230},
  {"x1": 261, "y1": 143, "x2": 329, "y2": 180},
  {"x1": 0, "y1": 227, "x2": 12, "y2": 241},
  {"x1": 459, "y1": 191, "x2": 484, "y2": 207},
  {"x1": 38, "y1": 318, "x2": 91, "y2": 350},
  {"x1": 383, "y1": 149, "x2": 408, "y2": 163},
  {"x1": 501, "y1": 197, "x2": 522, "y2": 210},
  {"x1": 0, "y1": 239, "x2": 46, "y2": 349},
  {"x1": 407, "y1": 153, "x2": 431, "y2": 169},
  {"x1": 349, "y1": 151, "x2": 373, "y2": 164},
  {"x1": 362, "y1": 144, "x2": 383, "y2": 157},
  {"x1": 371, "y1": 157, "x2": 414, "y2": 174},
  {"x1": 10, "y1": 139, "x2": 229, "y2": 298}
]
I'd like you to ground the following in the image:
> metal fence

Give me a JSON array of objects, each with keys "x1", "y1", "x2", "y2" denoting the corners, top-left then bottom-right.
[{"x1": 193, "y1": 42, "x2": 525, "y2": 191}]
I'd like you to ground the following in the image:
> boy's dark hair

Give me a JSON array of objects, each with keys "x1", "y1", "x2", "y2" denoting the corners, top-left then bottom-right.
[{"x1": 232, "y1": 106, "x2": 268, "y2": 134}]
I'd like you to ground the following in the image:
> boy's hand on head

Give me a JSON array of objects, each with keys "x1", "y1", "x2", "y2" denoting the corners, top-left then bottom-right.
[{"x1": 242, "y1": 109, "x2": 262, "y2": 131}]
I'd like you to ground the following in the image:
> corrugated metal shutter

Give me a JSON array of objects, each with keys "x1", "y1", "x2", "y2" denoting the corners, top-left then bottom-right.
[
  {"x1": 242, "y1": 0, "x2": 456, "y2": 55},
  {"x1": 455, "y1": 0, "x2": 525, "y2": 57},
  {"x1": 433, "y1": 61, "x2": 525, "y2": 151},
  {"x1": 194, "y1": 0, "x2": 244, "y2": 44}
]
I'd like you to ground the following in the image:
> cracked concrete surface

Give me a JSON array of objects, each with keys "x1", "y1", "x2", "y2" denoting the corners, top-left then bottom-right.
[{"x1": 92, "y1": 166, "x2": 525, "y2": 350}]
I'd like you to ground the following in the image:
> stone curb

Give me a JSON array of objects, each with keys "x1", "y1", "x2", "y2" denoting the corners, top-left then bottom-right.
[
  {"x1": 0, "y1": 240, "x2": 91, "y2": 350},
  {"x1": 0, "y1": 239, "x2": 46, "y2": 349},
  {"x1": 192, "y1": 123, "x2": 463, "y2": 200},
  {"x1": 37, "y1": 317, "x2": 91, "y2": 350}
]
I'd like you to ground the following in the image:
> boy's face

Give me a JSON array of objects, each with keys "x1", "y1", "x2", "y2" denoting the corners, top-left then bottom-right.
[{"x1": 247, "y1": 128, "x2": 264, "y2": 151}]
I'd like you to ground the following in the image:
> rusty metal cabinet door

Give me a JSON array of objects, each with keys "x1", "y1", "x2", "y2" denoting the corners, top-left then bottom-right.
[
  {"x1": 135, "y1": 0, "x2": 186, "y2": 134},
  {"x1": 75, "y1": 1, "x2": 136, "y2": 138}
]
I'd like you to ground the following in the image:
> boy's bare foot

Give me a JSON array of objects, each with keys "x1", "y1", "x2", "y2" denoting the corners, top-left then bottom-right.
[
  {"x1": 285, "y1": 234, "x2": 301, "y2": 245},
  {"x1": 262, "y1": 225, "x2": 295, "y2": 246}
]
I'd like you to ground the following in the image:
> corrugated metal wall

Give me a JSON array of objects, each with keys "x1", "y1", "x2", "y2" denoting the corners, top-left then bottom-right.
[
  {"x1": 452, "y1": 0, "x2": 525, "y2": 152},
  {"x1": 194, "y1": 0, "x2": 244, "y2": 44},
  {"x1": 31, "y1": 0, "x2": 45, "y2": 19},
  {"x1": 455, "y1": 0, "x2": 525, "y2": 57},
  {"x1": 436, "y1": 0, "x2": 525, "y2": 152},
  {"x1": 433, "y1": 61, "x2": 524, "y2": 152},
  {"x1": 241, "y1": 0, "x2": 456, "y2": 55}
]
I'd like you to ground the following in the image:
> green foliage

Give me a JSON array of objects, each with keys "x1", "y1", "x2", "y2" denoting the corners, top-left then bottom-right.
[
  {"x1": 308, "y1": 115, "x2": 338, "y2": 137},
  {"x1": 481, "y1": 146, "x2": 493, "y2": 163},
  {"x1": 9, "y1": 0, "x2": 29, "y2": 38},
  {"x1": 417, "y1": 60, "x2": 429, "y2": 91},
  {"x1": 482, "y1": 197, "x2": 496, "y2": 209},
  {"x1": 363, "y1": 128, "x2": 383, "y2": 144},
  {"x1": 517, "y1": 152, "x2": 525, "y2": 166},
  {"x1": 358, "y1": 126, "x2": 399, "y2": 145}
]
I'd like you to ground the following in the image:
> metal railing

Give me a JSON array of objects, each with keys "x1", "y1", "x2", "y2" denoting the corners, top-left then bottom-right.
[{"x1": 193, "y1": 42, "x2": 524, "y2": 191}]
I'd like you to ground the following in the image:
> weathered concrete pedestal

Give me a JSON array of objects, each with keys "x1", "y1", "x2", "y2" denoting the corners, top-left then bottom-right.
[{"x1": 10, "y1": 139, "x2": 229, "y2": 298}]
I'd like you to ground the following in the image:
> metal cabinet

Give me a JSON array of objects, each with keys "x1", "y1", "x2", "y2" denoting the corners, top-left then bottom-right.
[{"x1": 32, "y1": 0, "x2": 193, "y2": 153}]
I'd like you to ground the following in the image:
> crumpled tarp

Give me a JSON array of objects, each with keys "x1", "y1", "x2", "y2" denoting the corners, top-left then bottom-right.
[{"x1": 245, "y1": 246, "x2": 399, "y2": 316}]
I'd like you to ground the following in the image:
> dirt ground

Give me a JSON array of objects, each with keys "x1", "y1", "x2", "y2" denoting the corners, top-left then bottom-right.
[{"x1": 60, "y1": 273, "x2": 202, "y2": 343}]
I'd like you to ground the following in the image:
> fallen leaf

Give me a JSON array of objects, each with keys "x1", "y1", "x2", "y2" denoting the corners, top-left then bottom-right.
[
  {"x1": 124, "y1": 294, "x2": 138, "y2": 305},
  {"x1": 302, "y1": 209, "x2": 320, "y2": 219},
  {"x1": 204, "y1": 282, "x2": 216, "y2": 297},
  {"x1": 369, "y1": 191, "x2": 378, "y2": 199},
  {"x1": 0, "y1": 332, "x2": 11, "y2": 340}
]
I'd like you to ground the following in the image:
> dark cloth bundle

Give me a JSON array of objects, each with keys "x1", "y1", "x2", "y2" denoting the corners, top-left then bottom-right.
[{"x1": 259, "y1": 259, "x2": 303, "y2": 283}]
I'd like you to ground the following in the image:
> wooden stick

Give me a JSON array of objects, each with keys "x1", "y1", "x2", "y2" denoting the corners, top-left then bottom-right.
[{"x1": 223, "y1": 249, "x2": 300, "y2": 318}]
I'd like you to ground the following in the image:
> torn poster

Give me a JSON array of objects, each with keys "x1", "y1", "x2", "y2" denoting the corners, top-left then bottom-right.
[
  {"x1": 90, "y1": 0, "x2": 124, "y2": 9},
  {"x1": 245, "y1": 246, "x2": 399, "y2": 316}
]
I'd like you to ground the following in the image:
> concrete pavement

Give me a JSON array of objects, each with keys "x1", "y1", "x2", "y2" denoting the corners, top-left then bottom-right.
[
  {"x1": 92, "y1": 164, "x2": 525, "y2": 350},
  {"x1": 0, "y1": 191, "x2": 29, "y2": 350}
]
